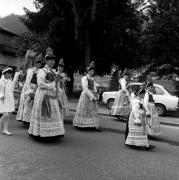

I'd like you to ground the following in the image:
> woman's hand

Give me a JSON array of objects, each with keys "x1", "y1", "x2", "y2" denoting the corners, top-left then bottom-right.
[{"x1": 52, "y1": 87, "x2": 57, "y2": 92}]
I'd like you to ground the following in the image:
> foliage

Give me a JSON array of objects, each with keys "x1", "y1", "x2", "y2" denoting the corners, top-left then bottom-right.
[
  {"x1": 139, "y1": 0, "x2": 179, "y2": 66},
  {"x1": 19, "y1": 0, "x2": 143, "y2": 74},
  {"x1": 13, "y1": 32, "x2": 48, "y2": 58}
]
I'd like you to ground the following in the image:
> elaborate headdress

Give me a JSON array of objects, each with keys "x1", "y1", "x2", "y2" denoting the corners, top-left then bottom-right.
[
  {"x1": 17, "y1": 63, "x2": 25, "y2": 72},
  {"x1": 25, "y1": 49, "x2": 37, "y2": 60},
  {"x1": 123, "y1": 72, "x2": 129, "y2": 76},
  {"x1": 23, "y1": 49, "x2": 37, "y2": 70},
  {"x1": 45, "y1": 47, "x2": 56, "y2": 60},
  {"x1": 58, "y1": 58, "x2": 65, "y2": 67},
  {"x1": 2, "y1": 67, "x2": 13, "y2": 74},
  {"x1": 123, "y1": 68, "x2": 129, "y2": 76},
  {"x1": 146, "y1": 82, "x2": 153, "y2": 88},
  {"x1": 34, "y1": 53, "x2": 43, "y2": 64},
  {"x1": 87, "y1": 61, "x2": 95, "y2": 71}
]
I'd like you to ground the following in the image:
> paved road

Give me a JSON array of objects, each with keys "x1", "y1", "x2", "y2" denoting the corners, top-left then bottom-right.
[
  {"x1": 69, "y1": 99, "x2": 179, "y2": 126},
  {"x1": 0, "y1": 112, "x2": 179, "y2": 180}
]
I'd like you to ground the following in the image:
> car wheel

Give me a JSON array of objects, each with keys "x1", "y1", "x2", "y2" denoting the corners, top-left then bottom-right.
[
  {"x1": 107, "y1": 98, "x2": 115, "y2": 110},
  {"x1": 155, "y1": 104, "x2": 166, "y2": 116}
]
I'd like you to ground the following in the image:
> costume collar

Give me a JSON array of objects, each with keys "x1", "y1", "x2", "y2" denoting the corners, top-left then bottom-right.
[
  {"x1": 1, "y1": 75, "x2": 11, "y2": 82},
  {"x1": 86, "y1": 74, "x2": 94, "y2": 80},
  {"x1": 44, "y1": 65, "x2": 52, "y2": 72}
]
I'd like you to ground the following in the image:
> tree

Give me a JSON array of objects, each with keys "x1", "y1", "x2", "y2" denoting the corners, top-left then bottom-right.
[
  {"x1": 20, "y1": 0, "x2": 143, "y2": 74},
  {"x1": 139, "y1": 0, "x2": 179, "y2": 67},
  {"x1": 13, "y1": 32, "x2": 48, "y2": 57}
]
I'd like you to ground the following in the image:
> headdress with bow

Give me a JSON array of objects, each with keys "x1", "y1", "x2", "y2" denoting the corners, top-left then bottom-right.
[
  {"x1": 58, "y1": 58, "x2": 65, "y2": 67},
  {"x1": 87, "y1": 61, "x2": 95, "y2": 71},
  {"x1": 45, "y1": 47, "x2": 56, "y2": 60}
]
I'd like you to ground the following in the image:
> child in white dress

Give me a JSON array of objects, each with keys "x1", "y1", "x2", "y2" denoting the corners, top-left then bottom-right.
[{"x1": 0, "y1": 68, "x2": 15, "y2": 135}]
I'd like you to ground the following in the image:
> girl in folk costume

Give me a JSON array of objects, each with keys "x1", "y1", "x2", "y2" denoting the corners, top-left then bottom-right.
[
  {"x1": 125, "y1": 89, "x2": 155, "y2": 150},
  {"x1": 56, "y1": 58, "x2": 70, "y2": 116},
  {"x1": 124, "y1": 85, "x2": 139, "y2": 140},
  {"x1": 111, "y1": 72, "x2": 131, "y2": 118},
  {"x1": 0, "y1": 68, "x2": 15, "y2": 135},
  {"x1": 73, "y1": 61, "x2": 102, "y2": 132},
  {"x1": 28, "y1": 47, "x2": 65, "y2": 137},
  {"x1": 16, "y1": 52, "x2": 42, "y2": 124},
  {"x1": 144, "y1": 82, "x2": 161, "y2": 136}
]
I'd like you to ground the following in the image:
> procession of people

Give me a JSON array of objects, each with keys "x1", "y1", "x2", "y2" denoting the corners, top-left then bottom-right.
[{"x1": 0, "y1": 46, "x2": 161, "y2": 151}]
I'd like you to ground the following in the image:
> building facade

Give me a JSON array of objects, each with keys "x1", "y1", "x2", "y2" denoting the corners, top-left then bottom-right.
[{"x1": 0, "y1": 26, "x2": 21, "y2": 76}]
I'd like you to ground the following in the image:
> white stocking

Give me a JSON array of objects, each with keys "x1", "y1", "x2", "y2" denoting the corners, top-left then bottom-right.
[{"x1": 1, "y1": 113, "x2": 10, "y2": 133}]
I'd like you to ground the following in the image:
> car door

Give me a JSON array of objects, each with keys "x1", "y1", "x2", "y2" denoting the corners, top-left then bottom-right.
[{"x1": 153, "y1": 86, "x2": 172, "y2": 110}]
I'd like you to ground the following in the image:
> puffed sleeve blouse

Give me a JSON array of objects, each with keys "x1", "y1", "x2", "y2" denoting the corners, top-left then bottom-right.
[{"x1": 81, "y1": 75, "x2": 97, "y2": 100}]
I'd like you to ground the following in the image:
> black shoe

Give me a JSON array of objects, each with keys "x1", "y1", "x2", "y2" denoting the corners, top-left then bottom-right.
[
  {"x1": 23, "y1": 122, "x2": 30, "y2": 126},
  {"x1": 145, "y1": 145, "x2": 155, "y2": 151},
  {"x1": 95, "y1": 127, "x2": 102, "y2": 132}
]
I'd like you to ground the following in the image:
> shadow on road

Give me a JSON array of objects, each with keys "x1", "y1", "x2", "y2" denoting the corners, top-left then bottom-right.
[
  {"x1": 149, "y1": 136, "x2": 179, "y2": 147},
  {"x1": 65, "y1": 118, "x2": 179, "y2": 147},
  {"x1": 29, "y1": 135, "x2": 65, "y2": 144},
  {"x1": 164, "y1": 111, "x2": 179, "y2": 118}
]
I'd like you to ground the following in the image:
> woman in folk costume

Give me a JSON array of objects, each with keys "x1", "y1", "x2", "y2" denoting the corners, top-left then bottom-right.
[
  {"x1": 28, "y1": 47, "x2": 65, "y2": 137},
  {"x1": 12, "y1": 64, "x2": 26, "y2": 91},
  {"x1": 16, "y1": 52, "x2": 42, "y2": 124},
  {"x1": 15, "y1": 49, "x2": 37, "y2": 120},
  {"x1": 0, "y1": 68, "x2": 15, "y2": 135},
  {"x1": 56, "y1": 58, "x2": 70, "y2": 116},
  {"x1": 144, "y1": 82, "x2": 161, "y2": 136},
  {"x1": 73, "y1": 61, "x2": 102, "y2": 132},
  {"x1": 111, "y1": 72, "x2": 131, "y2": 119},
  {"x1": 125, "y1": 89, "x2": 155, "y2": 150},
  {"x1": 12, "y1": 64, "x2": 26, "y2": 111},
  {"x1": 23, "y1": 54, "x2": 43, "y2": 124}
]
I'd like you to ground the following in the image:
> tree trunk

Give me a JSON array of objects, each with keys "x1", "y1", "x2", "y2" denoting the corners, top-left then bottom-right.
[
  {"x1": 85, "y1": 30, "x2": 91, "y2": 66},
  {"x1": 66, "y1": 67, "x2": 75, "y2": 95}
]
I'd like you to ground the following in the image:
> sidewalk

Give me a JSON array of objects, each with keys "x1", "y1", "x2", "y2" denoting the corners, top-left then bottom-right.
[{"x1": 68, "y1": 99, "x2": 179, "y2": 127}]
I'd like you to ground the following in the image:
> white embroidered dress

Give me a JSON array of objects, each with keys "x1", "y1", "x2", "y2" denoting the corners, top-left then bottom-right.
[
  {"x1": 57, "y1": 72, "x2": 69, "y2": 116},
  {"x1": 73, "y1": 75, "x2": 99, "y2": 127},
  {"x1": 111, "y1": 78, "x2": 131, "y2": 116},
  {"x1": 144, "y1": 90, "x2": 161, "y2": 135},
  {"x1": 16, "y1": 67, "x2": 38, "y2": 122},
  {"x1": 28, "y1": 65, "x2": 65, "y2": 137},
  {"x1": 125, "y1": 97, "x2": 149, "y2": 147},
  {"x1": 0, "y1": 76, "x2": 15, "y2": 113}
]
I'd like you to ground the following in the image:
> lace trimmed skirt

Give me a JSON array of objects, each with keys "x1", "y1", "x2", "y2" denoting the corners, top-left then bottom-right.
[
  {"x1": 146, "y1": 103, "x2": 161, "y2": 135},
  {"x1": 28, "y1": 88, "x2": 65, "y2": 137},
  {"x1": 125, "y1": 112, "x2": 149, "y2": 147},
  {"x1": 73, "y1": 91, "x2": 99, "y2": 128},
  {"x1": 111, "y1": 90, "x2": 131, "y2": 116}
]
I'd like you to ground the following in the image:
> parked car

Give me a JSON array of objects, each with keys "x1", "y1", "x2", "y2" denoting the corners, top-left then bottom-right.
[{"x1": 102, "y1": 82, "x2": 179, "y2": 116}]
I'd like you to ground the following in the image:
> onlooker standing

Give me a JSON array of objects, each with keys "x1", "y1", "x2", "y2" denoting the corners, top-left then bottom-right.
[{"x1": 0, "y1": 68, "x2": 15, "y2": 135}]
